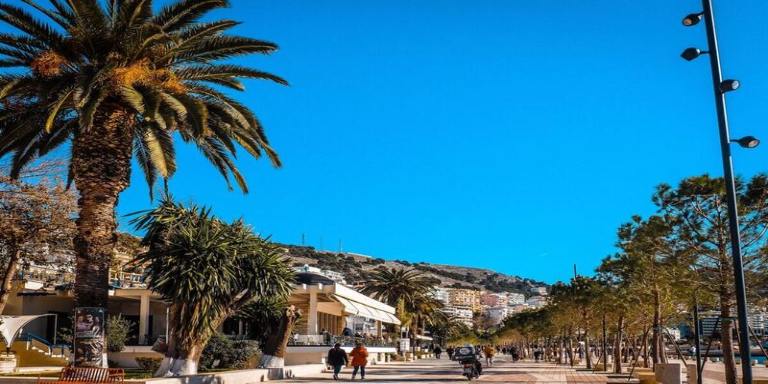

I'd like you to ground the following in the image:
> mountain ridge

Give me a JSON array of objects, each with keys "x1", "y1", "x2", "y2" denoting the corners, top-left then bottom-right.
[{"x1": 280, "y1": 244, "x2": 549, "y2": 296}]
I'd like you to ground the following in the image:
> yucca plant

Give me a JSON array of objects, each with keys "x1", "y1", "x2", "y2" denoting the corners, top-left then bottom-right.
[
  {"x1": 131, "y1": 197, "x2": 294, "y2": 375},
  {"x1": 0, "y1": 0, "x2": 286, "y2": 319}
]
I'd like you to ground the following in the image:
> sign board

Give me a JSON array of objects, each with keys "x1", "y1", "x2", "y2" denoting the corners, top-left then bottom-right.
[
  {"x1": 398, "y1": 338, "x2": 410, "y2": 353},
  {"x1": 73, "y1": 307, "x2": 106, "y2": 367}
]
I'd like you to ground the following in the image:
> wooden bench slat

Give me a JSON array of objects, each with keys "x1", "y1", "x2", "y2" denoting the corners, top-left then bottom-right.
[{"x1": 40, "y1": 367, "x2": 124, "y2": 384}]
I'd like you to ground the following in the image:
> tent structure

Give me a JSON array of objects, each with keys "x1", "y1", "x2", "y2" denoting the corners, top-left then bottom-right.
[{"x1": 0, "y1": 314, "x2": 57, "y2": 351}]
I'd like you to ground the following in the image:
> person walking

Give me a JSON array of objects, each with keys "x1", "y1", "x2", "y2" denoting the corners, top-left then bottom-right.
[
  {"x1": 326, "y1": 343, "x2": 348, "y2": 380},
  {"x1": 483, "y1": 345, "x2": 496, "y2": 367},
  {"x1": 349, "y1": 342, "x2": 369, "y2": 380},
  {"x1": 433, "y1": 345, "x2": 442, "y2": 359},
  {"x1": 447, "y1": 346, "x2": 455, "y2": 360}
]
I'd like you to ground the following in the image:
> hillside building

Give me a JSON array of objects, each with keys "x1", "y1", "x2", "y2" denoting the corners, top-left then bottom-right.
[
  {"x1": 447, "y1": 288, "x2": 482, "y2": 312},
  {"x1": 480, "y1": 292, "x2": 507, "y2": 307}
]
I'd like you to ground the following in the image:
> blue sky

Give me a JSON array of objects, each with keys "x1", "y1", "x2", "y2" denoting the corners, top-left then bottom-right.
[{"x1": 14, "y1": 0, "x2": 768, "y2": 283}]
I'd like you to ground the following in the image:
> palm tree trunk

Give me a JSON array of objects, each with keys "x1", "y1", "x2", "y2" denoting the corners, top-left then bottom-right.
[
  {"x1": 71, "y1": 106, "x2": 134, "y2": 368},
  {"x1": 155, "y1": 304, "x2": 218, "y2": 376},
  {"x1": 72, "y1": 106, "x2": 134, "y2": 310},
  {"x1": 0, "y1": 245, "x2": 20, "y2": 314},
  {"x1": 260, "y1": 305, "x2": 300, "y2": 368}
]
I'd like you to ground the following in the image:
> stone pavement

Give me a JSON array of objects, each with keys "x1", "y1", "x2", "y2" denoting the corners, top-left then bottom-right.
[{"x1": 282, "y1": 355, "x2": 609, "y2": 383}]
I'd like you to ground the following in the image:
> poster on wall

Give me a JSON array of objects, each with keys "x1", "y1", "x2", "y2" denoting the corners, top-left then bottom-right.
[{"x1": 73, "y1": 307, "x2": 106, "y2": 367}]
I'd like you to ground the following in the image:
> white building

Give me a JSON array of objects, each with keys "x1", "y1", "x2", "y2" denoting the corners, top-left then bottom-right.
[
  {"x1": 432, "y1": 287, "x2": 451, "y2": 305},
  {"x1": 748, "y1": 312, "x2": 767, "y2": 335},
  {"x1": 442, "y1": 307, "x2": 473, "y2": 327}
]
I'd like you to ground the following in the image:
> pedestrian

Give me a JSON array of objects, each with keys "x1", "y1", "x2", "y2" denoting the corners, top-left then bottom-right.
[
  {"x1": 433, "y1": 345, "x2": 442, "y2": 359},
  {"x1": 321, "y1": 328, "x2": 331, "y2": 344},
  {"x1": 447, "y1": 346, "x2": 455, "y2": 360},
  {"x1": 350, "y1": 341, "x2": 369, "y2": 380},
  {"x1": 483, "y1": 345, "x2": 495, "y2": 367},
  {"x1": 326, "y1": 343, "x2": 348, "y2": 380}
]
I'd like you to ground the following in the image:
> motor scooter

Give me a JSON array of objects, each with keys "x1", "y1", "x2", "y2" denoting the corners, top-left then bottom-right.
[{"x1": 454, "y1": 346, "x2": 481, "y2": 381}]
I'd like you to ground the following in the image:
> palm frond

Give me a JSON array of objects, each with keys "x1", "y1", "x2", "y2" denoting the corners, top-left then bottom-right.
[
  {"x1": 152, "y1": 0, "x2": 229, "y2": 32},
  {"x1": 20, "y1": 0, "x2": 72, "y2": 28},
  {"x1": 0, "y1": 3, "x2": 65, "y2": 50},
  {"x1": 176, "y1": 64, "x2": 288, "y2": 86},
  {"x1": 143, "y1": 123, "x2": 176, "y2": 178},
  {"x1": 67, "y1": 0, "x2": 108, "y2": 32},
  {"x1": 170, "y1": 36, "x2": 278, "y2": 63}
]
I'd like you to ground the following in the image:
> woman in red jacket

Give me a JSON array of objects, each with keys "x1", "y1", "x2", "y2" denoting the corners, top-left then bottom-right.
[{"x1": 349, "y1": 342, "x2": 369, "y2": 380}]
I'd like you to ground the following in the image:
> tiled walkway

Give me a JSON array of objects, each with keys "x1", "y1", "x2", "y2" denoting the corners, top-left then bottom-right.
[{"x1": 283, "y1": 356, "x2": 609, "y2": 383}]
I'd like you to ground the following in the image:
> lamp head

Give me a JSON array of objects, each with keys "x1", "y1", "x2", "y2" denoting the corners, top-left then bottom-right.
[
  {"x1": 681, "y1": 47, "x2": 704, "y2": 61},
  {"x1": 682, "y1": 13, "x2": 703, "y2": 26},
  {"x1": 720, "y1": 79, "x2": 740, "y2": 93},
  {"x1": 733, "y1": 136, "x2": 760, "y2": 149}
]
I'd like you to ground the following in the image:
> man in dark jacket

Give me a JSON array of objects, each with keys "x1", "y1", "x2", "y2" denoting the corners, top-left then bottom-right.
[{"x1": 327, "y1": 343, "x2": 348, "y2": 380}]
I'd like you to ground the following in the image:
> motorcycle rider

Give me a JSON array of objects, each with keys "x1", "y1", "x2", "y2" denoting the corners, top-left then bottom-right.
[{"x1": 455, "y1": 345, "x2": 482, "y2": 377}]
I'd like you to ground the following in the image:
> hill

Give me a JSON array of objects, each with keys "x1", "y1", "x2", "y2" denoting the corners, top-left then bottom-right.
[{"x1": 280, "y1": 244, "x2": 548, "y2": 296}]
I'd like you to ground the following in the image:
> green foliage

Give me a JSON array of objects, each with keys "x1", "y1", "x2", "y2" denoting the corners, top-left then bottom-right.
[
  {"x1": 198, "y1": 333, "x2": 258, "y2": 371},
  {"x1": 361, "y1": 268, "x2": 435, "y2": 309},
  {"x1": 106, "y1": 315, "x2": 134, "y2": 353},
  {"x1": 0, "y1": 0, "x2": 285, "y2": 191},
  {"x1": 131, "y1": 197, "x2": 294, "y2": 360},
  {"x1": 238, "y1": 296, "x2": 290, "y2": 350},
  {"x1": 135, "y1": 357, "x2": 162, "y2": 373}
]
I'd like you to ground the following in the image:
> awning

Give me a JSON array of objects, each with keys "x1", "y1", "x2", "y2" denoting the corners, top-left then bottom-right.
[
  {"x1": 0, "y1": 315, "x2": 56, "y2": 346},
  {"x1": 333, "y1": 295, "x2": 401, "y2": 325}
]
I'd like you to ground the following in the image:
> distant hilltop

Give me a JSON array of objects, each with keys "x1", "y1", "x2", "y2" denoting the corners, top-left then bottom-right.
[{"x1": 280, "y1": 244, "x2": 549, "y2": 296}]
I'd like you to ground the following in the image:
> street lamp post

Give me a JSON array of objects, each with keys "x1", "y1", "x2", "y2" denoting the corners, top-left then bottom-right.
[{"x1": 681, "y1": 1, "x2": 757, "y2": 383}]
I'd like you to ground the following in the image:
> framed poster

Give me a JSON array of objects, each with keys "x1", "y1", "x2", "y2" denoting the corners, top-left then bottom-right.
[{"x1": 73, "y1": 307, "x2": 106, "y2": 367}]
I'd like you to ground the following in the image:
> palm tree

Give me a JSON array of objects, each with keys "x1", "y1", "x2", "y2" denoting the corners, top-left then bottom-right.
[
  {"x1": 361, "y1": 267, "x2": 435, "y2": 310},
  {"x1": 131, "y1": 198, "x2": 294, "y2": 376},
  {"x1": 0, "y1": 0, "x2": 286, "y2": 315},
  {"x1": 362, "y1": 268, "x2": 438, "y2": 353}
]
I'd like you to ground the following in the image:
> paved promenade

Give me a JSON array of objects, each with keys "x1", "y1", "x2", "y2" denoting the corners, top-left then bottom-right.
[{"x1": 283, "y1": 356, "x2": 609, "y2": 383}]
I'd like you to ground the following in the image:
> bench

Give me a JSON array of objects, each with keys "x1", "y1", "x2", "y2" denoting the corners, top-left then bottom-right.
[{"x1": 38, "y1": 367, "x2": 125, "y2": 384}]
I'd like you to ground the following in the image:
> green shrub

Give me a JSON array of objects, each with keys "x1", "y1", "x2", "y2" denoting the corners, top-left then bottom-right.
[
  {"x1": 135, "y1": 357, "x2": 162, "y2": 373},
  {"x1": 199, "y1": 332, "x2": 258, "y2": 371},
  {"x1": 107, "y1": 315, "x2": 134, "y2": 352}
]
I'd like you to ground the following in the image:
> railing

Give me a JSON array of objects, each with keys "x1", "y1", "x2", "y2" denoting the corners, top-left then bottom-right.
[
  {"x1": 287, "y1": 334, "x2": 397, "y2": 348},
  {"x1": 18, "y1": 332, "x2": 69, "y2": 357}
]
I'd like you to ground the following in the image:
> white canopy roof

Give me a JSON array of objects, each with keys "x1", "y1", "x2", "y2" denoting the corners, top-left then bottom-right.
[
  {"x1": 332, "y1": 284, "x2": 401, "y2": 325},
  {"x1": 0, "y1": 315, "x2": 55, "y2": 346}
]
